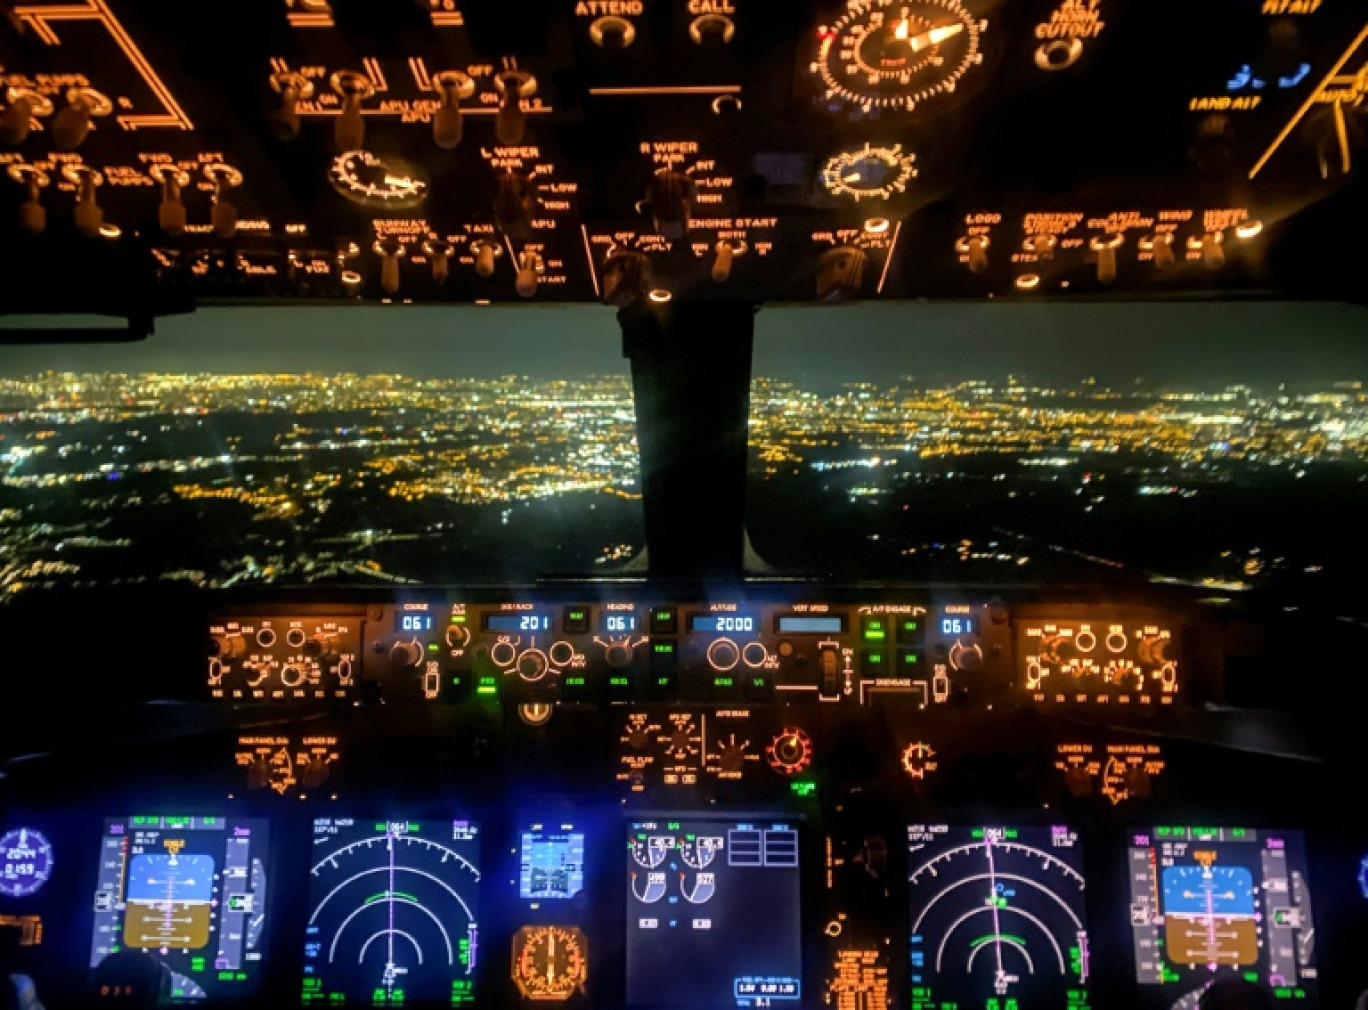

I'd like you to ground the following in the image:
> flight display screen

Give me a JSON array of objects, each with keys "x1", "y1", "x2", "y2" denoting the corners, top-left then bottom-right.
[
  {"x1": 302, "y1": 819, "x2": 481, "y2": 1006},
  {"x1": 907, "y1": 825, "x2": 1090, "y2": 1010},
  {"x1": 89, "y1": 815, "x2": 270, "y2": 1002},
  {"x1": 518, "y1": 824, "x2": 585, "y2": 900},
  {"x1": 625, "y1": 819, "x2": 801, "y2": 1008},
  {"x1": 1127, "y1": 827, "x2": 1317, "y2": 1006}
]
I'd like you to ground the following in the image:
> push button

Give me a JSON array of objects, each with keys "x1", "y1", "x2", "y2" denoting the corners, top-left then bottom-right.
[
  {"x1": 563, "y1": 607, "x2": 589, "y2": 634},
  {"x1": 650, "y1": 607, "x2": 677, "y2": 634},
  {"x1": 861, "y1": 616, "x2": 889, "y2": 643},
  {"x1": 897, "y1": 615, "x2": 924, "y2": 644}
]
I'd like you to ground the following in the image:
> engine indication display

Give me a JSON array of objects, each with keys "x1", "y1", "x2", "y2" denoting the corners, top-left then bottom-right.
[
  {"x1": 811, "y1": 0, "x2": 989, "y2": 116},
  {"x1": 626, "y1": 820, "x2": 801, "y2": 1007},
  {"x1": 89, "y1": 816, "x2": 270, "y2": 1002},
  {"x1": 0, "y1": 828, "x2": 53, "y2": 899},
  {"x1": 1126, "y1": 827, "x2": 1317, "y2": 1007},
  {"x1": 906, "y1": 825, "x2": 1090, "y2": 1010},
  {"x1": 519, "y1": 825, "x2": 585, "y2": 901},
  {"x1": 302, "y1": 819, "x2": 481, "y2": 1006}
]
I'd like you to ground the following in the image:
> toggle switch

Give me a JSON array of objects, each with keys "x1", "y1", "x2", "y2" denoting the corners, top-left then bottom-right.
[
  {"x1": 1090, "y1": 232, "x2": 1124, "y2": 284},
  {"x1": 589, "y1": 15, "x2": 636, "y2": 49},
  {"x1": 8, "y1": 164, "x2": 49, "y2": 235},
  {"x1": 374, "y1": 238, "x2": 406, "y2": 294},
  {"x1": 50, "y1": 86, "x2": 112, "y2": 150},
  {"x1": 494, "y1": 171, "x2": 539, "y2": 240},
  {"x1": 689, "y1": 14, "x2": 735, "y2": 48},
  {"x1": 646, "y1": 170, "x2": 694, "y2": 241},
  {"x1": 1140, "y1": 232, "x2": 1175, "y2": 270},
  {"x1": 422, "y1": 239, "x2": 454, "y2": 283},
  {"x1": 268, "y1": 71, "x2": 315, "y2": 141},
  {"x1": 515, "y1": 249, "x2": 542, "y2": 298},
  {"x1": 601, "y1": 248, "x2": 651, "y2": 307},
  {"x1": 63, "y1": 164, "x2": 104, "y2": 237},
  {"x1": 815, "y1": 245, "x2": 867, "y2": 301},
  {"x1": 471, "y1": 239, "x2": 503, "y2": 278},
  {"x1": 432, "y1": 70, "x2": 476, "y2": 149},
  {"x1": 955, "y1": 234, "x2": 989, "y2": 274},
  {"x1": 493, "y1": 70, "x2": 537, "y2": 146},
  {"x1": 711, "y1": 238, "x2": 746, "y2": 282},
  {"x1": 1022, "y1": 233, "x2": 1057, "y2": 258},
  {"x1": 330, "y1": 70, "x2": 375, "y2": 152},
  {"x1": 1, "y1": 87, "x2": 54, "y2": 146},
  {"x1": 149, "y1": 165, "x2": 190, "y2": 238},
  {"x1": 203, "y1": 163, "x2": 244, "y2": 239},
  {"x1": 1194, "y1": 230, "x2": 1225, "y2": 269}
]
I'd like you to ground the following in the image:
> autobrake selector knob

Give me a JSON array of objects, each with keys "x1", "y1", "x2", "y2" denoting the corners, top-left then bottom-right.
[
  {"x1": 646, "y1": 170, "x2": 694, "y2": 241},
  {"x1": 268, "y1": 71, "x2": 314, "y2": 141},
  {"x1": 432, "y1": 70, "x2": 476, "y2": 149},
  {"x1": 493, "y1": 70, "x2": 537, "y2": 146},
  {"x1": 1, "y1": 88, "x2": 54, "y2": 146}
]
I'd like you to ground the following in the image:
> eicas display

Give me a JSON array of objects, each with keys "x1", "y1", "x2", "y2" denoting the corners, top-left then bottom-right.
[
  {"x1": 906, "y1": 824, "x2": 1091, "y2": 1010},
  {"x1": 1127, "y1": 827, "x2": 1316, "y2": 1009},
  {"x1": 626, "y1": 819, "x2": 801, "y2": 1008},
  {"x1": 88, "y1": 815, "x2": 270, "y2": 1002},
  {"x1": 302, "y1": 818, "x2": 481, "y2": 1006}
]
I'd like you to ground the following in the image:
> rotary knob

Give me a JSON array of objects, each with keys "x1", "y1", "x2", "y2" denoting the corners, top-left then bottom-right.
[
  {"x1": 815, "y1": 245, "x2": 867, "y2": 301},
  {"x1": 209, "y1": 634, "x2": 245, "y2": 659},
  {"x1": 516, "y1": 649, "x2": 549, "y2": 682},
  {"x1": 445, "y1": 623, "x2": 470, "y2": 648},
  {"x1": 605, "y1": 643, "x2": 633, "y2": 668},
  {"x1": 626, "y1": 725, "x2": 650, "y2": 750},
  {"x1": 949, "y1": 641, "x2": 983, "y2": 672},
  {"x1": 646, "y1": 170, "x2": 694, "y2": 241},
  {"x1": 766, "y1": 728, "x2": 813, "y2": 775},
  {"x1": 390, "y1": 640, "x2": 423, "y2": 668},
  {"x1": 494, "y1": 171, "x2": 539, "y2": 240},
  {"x1": 707, "y1": 638, "x2": 740, "y2": 672},
  {"x1": 280, "y1": 665, "x2": 305, "y2": 688},
  {"x1": 716, "y1": 740, "x2": 747, "y2": 773}
]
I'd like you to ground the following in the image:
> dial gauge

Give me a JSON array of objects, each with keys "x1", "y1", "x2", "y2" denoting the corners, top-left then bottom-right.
[
  {"x1": 328, "y1": 150, "x2": 428, "y2": 209},
  {"x1": 0, "y1": 828, "x2": 53, "y2": 898},
  {"x1": 821, "y1": 143, "x2": 918, "y2": 200},
  {"x1": 511, "y1": 925, "x2": 588, "y2": 1002},
  {"x1": 811, "y1": 0, "x2": 988, "y2": 115}
]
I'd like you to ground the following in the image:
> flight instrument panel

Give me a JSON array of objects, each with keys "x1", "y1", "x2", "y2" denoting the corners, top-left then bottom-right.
[{"x1": 1, "y1": 585, "x2": 1366, "y2": 1009}]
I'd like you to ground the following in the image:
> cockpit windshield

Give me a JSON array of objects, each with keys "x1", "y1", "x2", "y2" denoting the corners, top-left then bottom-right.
[
  {"x1": 748, "y1": 302, "x2": 1368, "y2": 614},
  {"x1": 0, "y1": 307, "x2": 643, "y2": 598}
]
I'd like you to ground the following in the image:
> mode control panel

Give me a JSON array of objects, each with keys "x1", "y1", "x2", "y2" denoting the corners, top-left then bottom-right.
[{"x1": 206, "y1": 597, "x2": 1183, "y2": 708}]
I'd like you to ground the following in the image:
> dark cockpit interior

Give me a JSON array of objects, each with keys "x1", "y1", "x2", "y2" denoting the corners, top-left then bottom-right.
[{"x1": 2, "y1": 2, "x2": 1368, "y2": 1008}]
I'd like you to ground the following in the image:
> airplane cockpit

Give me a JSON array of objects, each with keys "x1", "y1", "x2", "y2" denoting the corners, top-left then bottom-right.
[{"x1": 2, "y1": 2, "x2": 1367, "y2": 1008}]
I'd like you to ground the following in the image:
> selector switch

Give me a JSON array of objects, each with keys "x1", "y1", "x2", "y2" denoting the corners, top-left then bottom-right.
[
  {"x1": 493, "y1": 70, "x2": 537, "y2": 146},
  {"x1": 815, "y1": 245, "x2": 867, "y2": 301},
  {"x1": 432, "y1": 70, "x2": 476, "y2": 149},
  {"x1": 1, "y1": 87, "x2": 54, "y2": 146},
  {"x1": 149, "y1": 165, "x2": 191, "y2": 238},
  {"x1": 50, "y1": 86, "x2": 112, "y2": 150},
  {"x1": 601, "y1": 248, "x2": 651, "y2": 307},
  {"x1": 268, "y1": 71, "x2": 315, "y2": 141},
  {"x1": 390, "y1": 640, "x2": 423, "y2": 668},
  {"x1": 646, "y1": 170, "x2": 695, "y2": 241},
  {"x1": 494, "y1": 171, "x2": 539, "y2": 240}
]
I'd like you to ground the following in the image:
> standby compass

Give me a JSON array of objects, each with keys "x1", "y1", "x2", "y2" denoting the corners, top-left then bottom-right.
[{"x1": 811, "y1": 0, "x2": 989, "y2": 115}]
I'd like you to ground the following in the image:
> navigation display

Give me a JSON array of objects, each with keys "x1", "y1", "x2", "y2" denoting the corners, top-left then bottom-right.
[
  {"x1": 302, "y1": 819, "x2": 481, "y2": 1006},
  {"x1": 625, "y1": 819, "x2": 801, "y2": 1008},
  {"x1": 906, "y1": 825, "x2": 1090, "y2": 1010},
  {"x1": 519, "y1": 824, "x2": 585, "y2": 900},
  {"x1": 89, "y1": 815, "x2": 270, "y2": 1002},
  {"x1": 1127, "y1": 827, "x2": 1316, "y2": 1007}
]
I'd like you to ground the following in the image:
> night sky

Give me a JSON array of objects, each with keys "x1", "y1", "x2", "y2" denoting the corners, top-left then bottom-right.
[{"x1": 2, "y1": 301, "x2": 1367, "y2": 389}]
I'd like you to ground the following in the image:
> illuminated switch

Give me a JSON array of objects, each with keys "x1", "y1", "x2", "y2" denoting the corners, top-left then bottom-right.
[
  {"x1": 897, "y1": 616, "x2": 924, "y2": 643},
  {"x1": 861, "y1": 649, "x2": 887, "y2": 677},
  {"x1": 897, "y1": 649, "x2": 922, "y2": 675},
  {"x1": 609, "y1": 669, "x2": 637, "y2": 702},
  {"x1": 647, "y1": 641, "x2": 677, "y2": 700},
  {"x1": 563, "y1": 607, "x2": 589, "y2": 634},
  {"x1": 860, "y1": 616, "x2": 888, "y2": 643},
  {"x1": 710, "y1": 670, "x2": 740, "y2": 700},
  {"x1": 650, "y1": 607, "x2": 677, "y2": 634},
  {"x1": 560, "y1": 670, "x2": 592, "y2": 702}
]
